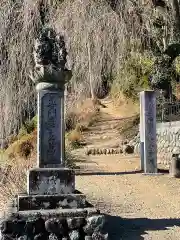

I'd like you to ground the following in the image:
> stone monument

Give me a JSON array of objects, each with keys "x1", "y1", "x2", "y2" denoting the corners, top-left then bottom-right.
[
  {"x1": 0, "y1": 28, "x2": 108, "y2": 240},
  {"x1": 140, "y1": 90, "x2": 158, "y2": 174}
]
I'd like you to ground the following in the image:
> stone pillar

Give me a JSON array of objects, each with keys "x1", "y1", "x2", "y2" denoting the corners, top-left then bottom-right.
[
  {"x1": 0, "y1": 28, "x2": 109, "y2": 240},
  {"x1": 140, "y1": 92, "x2": 144, "y2": 171},
  {"x1": 36, "y1": 83, "x2": 65, "y2": 168},
  {"x1": 140, "y1": 90, "x2": 157, "y2": 174},
  {"x1": 27, "y1": 82, "x2": 75, "y2": 195},
  {"x1": 26, "y1": 28, "x2": 75, "y2": 195}
]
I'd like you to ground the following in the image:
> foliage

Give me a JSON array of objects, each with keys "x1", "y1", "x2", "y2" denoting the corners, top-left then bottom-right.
[
  {"x1": 65, "y1": 112, "x2": 78, "y2": 132},
  {"x1": 12, "y1": 116, "x2": 37, "y2": 142},
  {"x1": 65, "y1": 149, "x2": 78, "y2": 169},
  {"x1": 111, "y1": 53, "x2": 154, "y2": 100},
  {"x1": 66, "y1": 129, "x2": 83, "y2": 149}
]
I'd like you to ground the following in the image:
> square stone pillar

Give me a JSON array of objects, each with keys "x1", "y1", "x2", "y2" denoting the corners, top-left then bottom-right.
[
  {"x1": 37, "y1": 85, "x2": 65, "y2": 168},
  {"x1": 140, "y1": 90, "x2": 157, "y2": 174},
  {"x1": 27, "y1": 82, "x2": 75, "y2": 195},
  {"x1": 140, "y1": 92, "x2": 145, "y2": 171}
]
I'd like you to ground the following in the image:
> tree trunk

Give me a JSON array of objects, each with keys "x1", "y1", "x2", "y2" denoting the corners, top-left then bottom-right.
[{"x1": 87, "y1": 40, "x2": 95, "y2": 100}]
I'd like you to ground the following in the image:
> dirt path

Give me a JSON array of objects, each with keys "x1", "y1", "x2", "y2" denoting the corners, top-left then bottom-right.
[{"x1": 74, "y1": 99, "x2": 180, "y2": 240}]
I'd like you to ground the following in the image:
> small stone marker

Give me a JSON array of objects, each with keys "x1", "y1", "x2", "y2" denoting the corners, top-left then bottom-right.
[
  {"x1": 169, "y1": 153, "x2": 180, "y2": 178},
  {"x1": 140, "y1": 90, "x2": 157, "y2": 174}
]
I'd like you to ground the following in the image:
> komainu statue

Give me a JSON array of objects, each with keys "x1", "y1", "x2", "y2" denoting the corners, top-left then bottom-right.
[{"x1": 29, "y1": 27, "x2": 72, "y2": 86}]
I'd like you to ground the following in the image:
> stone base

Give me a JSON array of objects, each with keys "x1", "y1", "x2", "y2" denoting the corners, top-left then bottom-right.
[
  {"x1": 0, "y1": 206, "x2": 108, "y2": 240},
  {"x1": 142, "y1": 173, "x2": 163, "y2": 176},
  {"x1": 27, "y1": 168, "x2": 75, "y2": 195},
  {"x1": 18, "y1": 194, "x2": 89, "y2": 211},
  {"x1": 0, "y1": 167, "x2": 109, "y2": 239}
]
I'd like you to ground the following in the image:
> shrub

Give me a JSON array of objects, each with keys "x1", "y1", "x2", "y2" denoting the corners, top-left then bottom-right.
[
  {"x1": 18, "y1": 140, "x2": 34, "y2": 158},
  {"x1": 111, "y1": 53, "x2": 154, "y2": 100},
  {"x1": 5, "y1": 133, "x2": 36, "y2": 159},
  {"x1": 17, "y1": 126, "x2": 28, "y2": 139},
  {"x1": 24, "y1": 116, "x2": 37, "y2": 134},
  {"x1": 65, "y1": 149, "x2": 77, "y2": 169},
  {"x1": 65, "y1": 98, "x2": 100, "y2": 132},
  {"x1": 65, "y1": 112, "x2": 78, "y2": 132},
  {"x1": 16, "y1": 116, "x2": 37, "y2": 139},
  {"x1": 67, "y1": 129, "x2": 83, "y2": 149}
]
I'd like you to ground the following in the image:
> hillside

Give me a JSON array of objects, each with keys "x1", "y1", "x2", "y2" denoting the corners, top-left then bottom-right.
[{"x1": 1, "y1": 0, "x2": 180, "y2": 139}]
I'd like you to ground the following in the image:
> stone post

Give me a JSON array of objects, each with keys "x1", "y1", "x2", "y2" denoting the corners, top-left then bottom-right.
[
  {"x1": 140, "y1": 90, "x2": 157, "y2": 174},
  {"x1": 140, "y1": 92, "x2": 144, "y2": 171}
]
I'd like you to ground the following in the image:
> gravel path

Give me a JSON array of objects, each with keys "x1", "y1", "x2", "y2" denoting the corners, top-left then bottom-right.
[
  {"x1": 74, "y1": 99, "x2": 180, "y2": 240},
  {"x1": 76, "y1": 155, "x2": 180, "y2": 240}
]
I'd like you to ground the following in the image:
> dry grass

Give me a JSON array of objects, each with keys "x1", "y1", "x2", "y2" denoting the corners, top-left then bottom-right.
[
  {"x1": 99, "y1": 95, "x2": 139, "y2": 120},
  {"x1": 117, "y1": 114, "x2": 140, "y2": 141},
  {"x1": 67, "y1": 129, "x2": 84, "y2": 149},
  {"x1": 5, "y1": 132, "x2": 36, "y2": 160},
  {"x1": 66, "y1": 98, "x2": 100, "y2": 131},
  {"x1": 0, "y1": 156, "x2": 35, "y2": 212},
  {"x1": 65, "y1": 98, "x2": 102, "y2": 148},
  {"x1": 113, "y1": 97, "x2": 139, "y2": 118}
]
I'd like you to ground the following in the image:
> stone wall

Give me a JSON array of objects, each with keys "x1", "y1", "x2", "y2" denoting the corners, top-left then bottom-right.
[
  {"x1": 132, "y1": 121, "x2": 180, "y2": 166},
  {"x1": 0, "y1": 210, "x2": 107, "y2": 240}
]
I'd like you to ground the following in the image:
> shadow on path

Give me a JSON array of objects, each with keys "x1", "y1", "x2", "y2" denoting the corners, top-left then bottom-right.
[
  {"x1": 104, "y1": 215, "x2": 180, "y2": 240},
  {"x1": 76, "y1": 169, "x2": 170, "y2": 176},
  {"x1": 76, "y1": 170, "x2": 143, "y2": 176}
]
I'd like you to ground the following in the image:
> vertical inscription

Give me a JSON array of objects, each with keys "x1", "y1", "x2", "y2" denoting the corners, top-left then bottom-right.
[
  {"x1": 144, "y1": 91, "x2": 157, "y2": 173},
  {"x1": 41, "y1": 92, "x2": 61, "y2": 165},
  {"x1": 47, "y1": 95, "x2": 57, "y2": 161}
]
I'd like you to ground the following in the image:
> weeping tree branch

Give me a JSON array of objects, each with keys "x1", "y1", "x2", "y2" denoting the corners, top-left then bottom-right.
[{"x1": 171, "y1": 0, "x2": 180, "y2": 36}]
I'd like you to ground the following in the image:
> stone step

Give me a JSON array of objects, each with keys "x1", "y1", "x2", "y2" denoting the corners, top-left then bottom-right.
[
  {"x1": 16, "y1": 207, "x2": 100, "y2": 220},
  {"x1": 18, "y1": 194, "x2": 89, "y2": 211}
]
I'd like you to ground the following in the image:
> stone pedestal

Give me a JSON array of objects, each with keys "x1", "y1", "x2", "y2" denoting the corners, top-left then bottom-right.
[
  {"x1": 27, "y1": 168, "x2": 75, "y2": 195},
  {"x1": 18, "y1": 193, "x2": 87, "y2": 211},
  {"x1": 140, "y1": 91, "x2": 157, "y2": 174}
]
